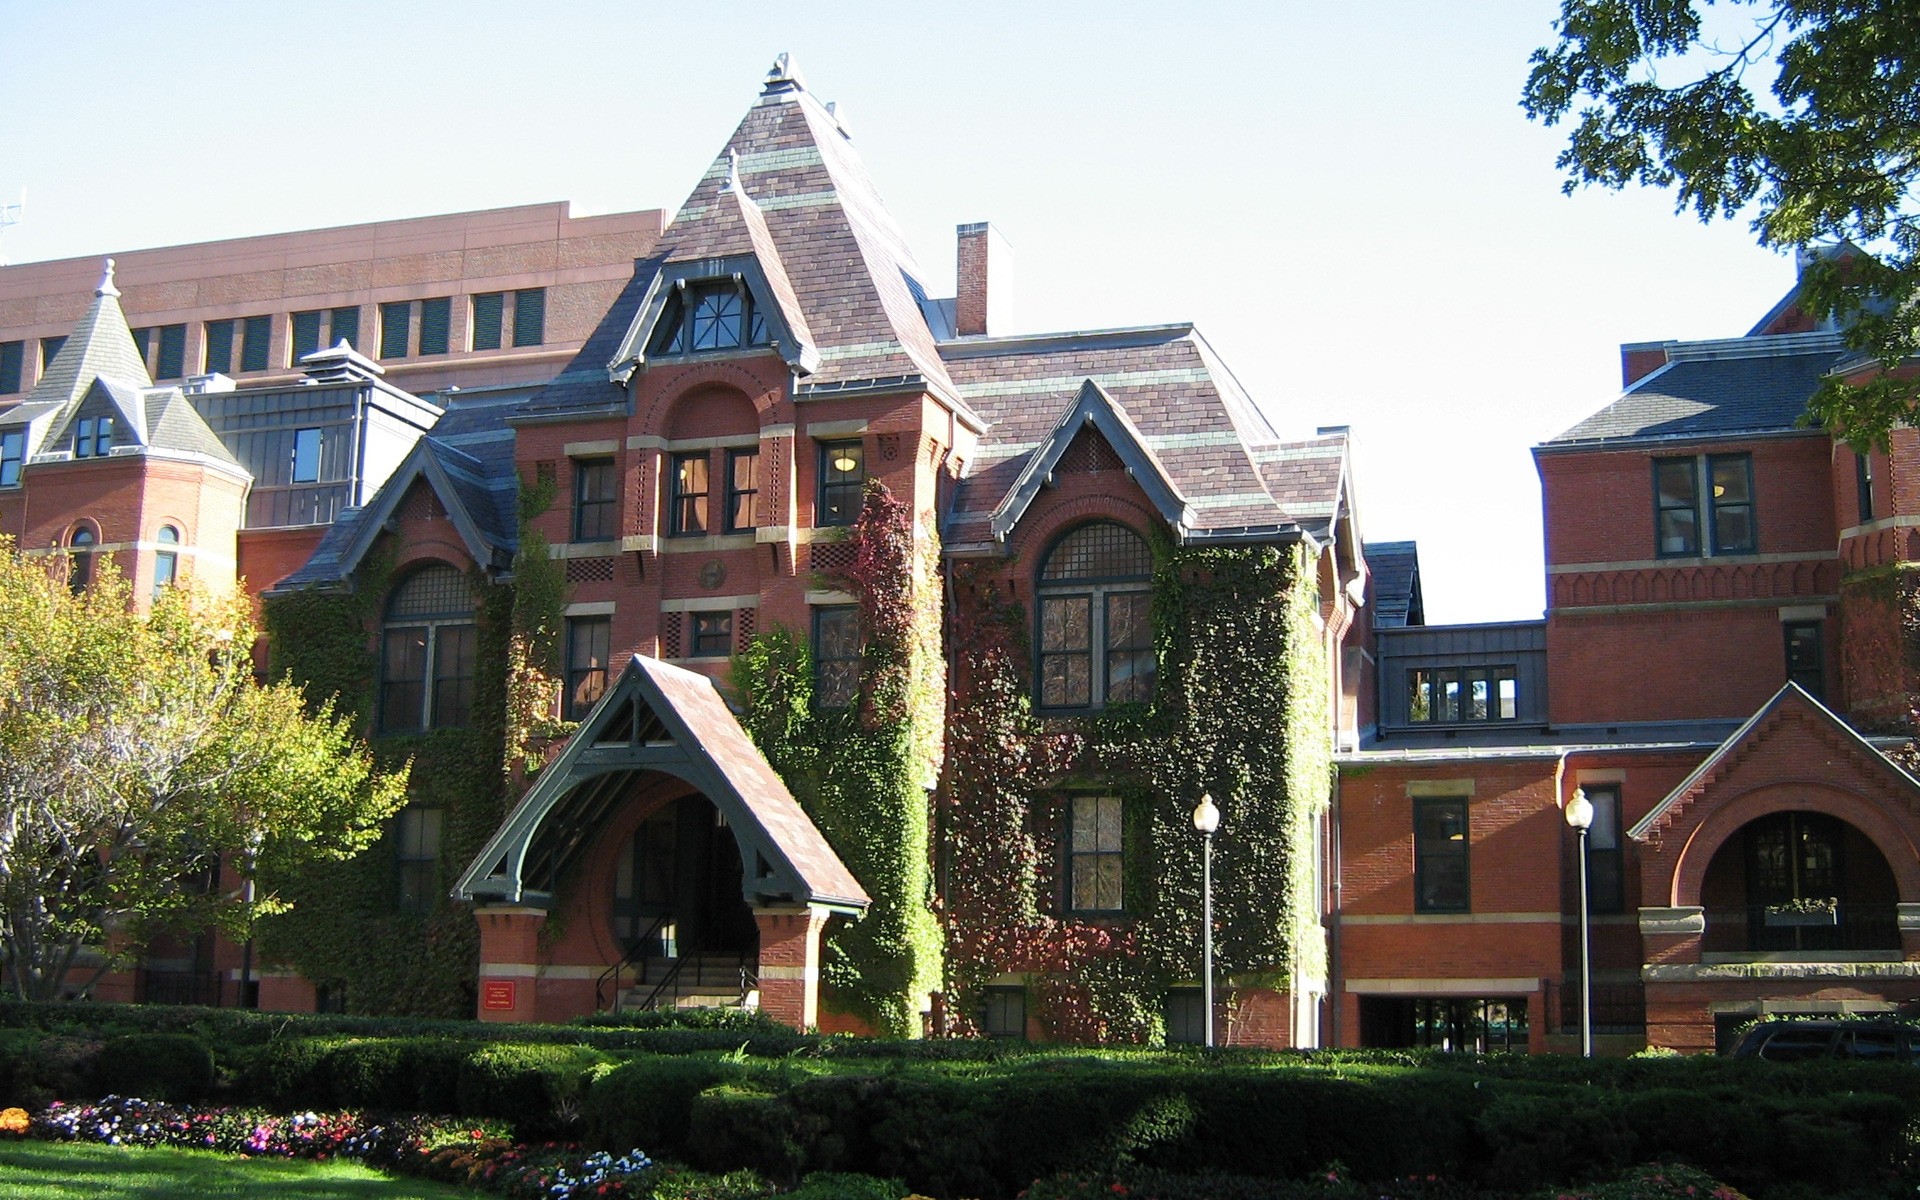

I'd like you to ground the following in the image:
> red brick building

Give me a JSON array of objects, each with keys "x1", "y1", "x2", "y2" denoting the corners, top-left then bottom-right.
[{"x1": 1343, "y1": 256, "x2": 1920, "y2": 1053}]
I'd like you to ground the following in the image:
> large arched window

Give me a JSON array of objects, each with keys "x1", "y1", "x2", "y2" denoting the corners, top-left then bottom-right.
[
  {"x1": 1036, "y1": 522, "x2": 1155, "y2": 710},
  {"x1": 379, "y1": 563, "x2": 478, "y2": 733},
  {"x1": 67, "y1": 526, "x2": 96, "y2": 594}
]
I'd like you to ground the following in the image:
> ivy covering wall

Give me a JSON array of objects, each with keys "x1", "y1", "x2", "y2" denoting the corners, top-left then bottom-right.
[
  {"x1": 940, "y1": 538, "x2": 1331, "y2": 1043},
  {"x1": 255, "y1": 483, "x2": 570, "y2": 1017},
  {"x1": 732, "y1": 482, "x2": 945, "y2": 1037}
]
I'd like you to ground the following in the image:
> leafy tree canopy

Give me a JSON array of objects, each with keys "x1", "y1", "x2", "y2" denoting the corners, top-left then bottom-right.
[
  {"x1": 1524, "y1": 0, "x2": 1920, "y2": 444},
  {"x1": 0, "y1": 541, "x2": 408, "y2": 1001}
]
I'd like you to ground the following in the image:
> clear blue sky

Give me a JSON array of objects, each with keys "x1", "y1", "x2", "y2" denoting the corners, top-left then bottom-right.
[{"x1": 0, "y1": 1, "x2": 1794, "y2": 622}]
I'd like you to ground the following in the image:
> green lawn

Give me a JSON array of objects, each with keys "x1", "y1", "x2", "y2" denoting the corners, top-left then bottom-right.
[{"x1": 0, "y1": 1139, "x2": 473, "y2": 1200}]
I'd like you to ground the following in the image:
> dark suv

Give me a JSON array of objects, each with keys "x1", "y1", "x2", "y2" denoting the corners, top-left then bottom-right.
[{"x1": 1726, "y1": 1018, "x2": 1920, "y2": 1063}]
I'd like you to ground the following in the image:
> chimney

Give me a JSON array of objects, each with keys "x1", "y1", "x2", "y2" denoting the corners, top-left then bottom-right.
[{"x1": 955, "y1": 222, "x2": 1013, "y2": 337}]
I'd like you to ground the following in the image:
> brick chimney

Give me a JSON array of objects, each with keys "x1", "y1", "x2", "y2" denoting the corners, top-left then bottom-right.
[{"x1": 955, "y1": 222, "x2": 1013, "y2": 337}]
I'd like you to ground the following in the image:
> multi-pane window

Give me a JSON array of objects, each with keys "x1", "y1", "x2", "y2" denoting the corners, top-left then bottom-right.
[
  {"x1": 67, "y1": 527, "x2": 96, "y2": 594},
  {"x1": 725, "y1": 449, "x2": 760, "y2": 532},
  {"x1": 812, "y1": 605, "x2": 860, "y2": 708},
  {"x1": 565, "y1": 616, "x2": 612, "y2": 720},
  {"x1": 41, "y1": 336, "x2": 66, "y2": 370},
  {"x1": 669, "y1": 452, "x2": 710, "y2": 536},
  {"x1": 1579, "y1": 784, "x2": 1624, "y2": 914},
  {"x1": 471, "y1": 288, "x2": 546, "y2": 350},
  {"x1": 73, "y1": 415, "x2": 114, "y2": 458},
  {"x1": 1414, "y1": 797, "x2": 1469, "y2": 913},
  {"x1": 1653, "y1": 453, "x2": 1755, "y2": 557},
  {"x1": 379, "y1": 564, "x2": 478, "y2": 733},
  {"x1": 572, "y1": 459, "x2": 618, "y2": 541},
  {"x1": 817, "y1": 441, "x2": 865, "y2": 526},
  {"x1": 130, "y1": 324, "x2": 186, "y2": 379},
  {"x1": 204, "y1": 315, "x2": 272, "y2": 375},
  {"x1": 289, "y1": 306, "x2": 361, "y2": 363},
  {"x1": 378, "y1": 298, "x2": 452, "y2": 359},
  {"x1": 1068, "y1": 794, "x2": 1124, "y2": 914},
  {"x1": 1407, "y1": 666, "x2": 1518, "y2": 723},
  {"x1": 1037, "y1": 522, "x2": 1156, "y2": 710},
  {"x1": 291, "y1": 427, "x2": 324, "y2": 484},
  {"x1": 1785, "y1": 621, "x2": 1825, "y2": 697},
  {"x1": 0, "y1": 430, "x2": 22, "y2": 485},
  {"x1": 691, "y1": 612, "x2": 733, "y2": 658},
  {"x1": 979, "y1": 987, "x2": 1027, "y2": 1039},
  {"x1": 153, "y1": 526, "x2": 180, "y2": 599},
  {"x1": 647, "y1": 280, "x2": 770, "y2": 355},
  {"x1": 0, "y1": 340, "x2": 21, "y2": 392},
  {"x1": 394, "y1": 805, "x2": 443, "y2": 914}
]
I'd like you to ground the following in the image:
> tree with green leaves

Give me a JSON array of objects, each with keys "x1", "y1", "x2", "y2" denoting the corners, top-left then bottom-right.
[
  {"x1": 1524, "y1": 0, "x2": 1920, "y2": 443},
  {"x1": 0, "y1": 540, "x2": 408, "y2": 1001}
]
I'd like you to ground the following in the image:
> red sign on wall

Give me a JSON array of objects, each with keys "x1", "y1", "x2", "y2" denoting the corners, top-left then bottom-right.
[{"x1": 481, "y1": 979, "x2": 517, "y2": 1011}]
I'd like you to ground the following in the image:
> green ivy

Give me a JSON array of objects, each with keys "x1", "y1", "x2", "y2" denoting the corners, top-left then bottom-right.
[
  {"x1": 732, "y1": 483, "x2": 944, "y2": 1037},
  {"x1": 943, "y1": 538, "x2": 1331, "y2": 1043}
]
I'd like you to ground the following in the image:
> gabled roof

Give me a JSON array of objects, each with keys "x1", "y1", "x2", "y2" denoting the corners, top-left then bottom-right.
[
  {"x1": 455, "y1": 654, "x2": 870, "y2": 914},
  {"x1": 270, "y1": 393, "x2": 519, "y2": 593},
  {"x1": 1628, "y1": 683, "x2": 1920, "y2": 843},
  {"x1": 940, "y1": 324, "x2": 1347, "y2": 550},
  {"x1": 520, "y1": 54, "x2": 972, "y2": 423},
  {"x1": 1365, "y1": 540, "x2": 1423, "y2": 628},
  {"x1": 1543, "y1": 332, "x2": 1846, "y2": 448}
]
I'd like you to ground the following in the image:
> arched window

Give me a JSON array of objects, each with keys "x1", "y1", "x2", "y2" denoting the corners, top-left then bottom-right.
[
  {"x1": 67, "y1": 527, "x2": 96, "y2": 594},
  {"x1": 379, "y1": 563, "x2": 478, "y2": 733},
  {"x1": 153, "y1": 526, "x2": 180, "y2": 599},
  {"x1": 1036, "y1": 522, "x2": 1155, "y2": 709}
]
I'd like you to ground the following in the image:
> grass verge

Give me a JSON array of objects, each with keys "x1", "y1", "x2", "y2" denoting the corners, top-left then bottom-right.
[{"x1": 0, "y1": 1139, "x2": 474, "y2": 1200}]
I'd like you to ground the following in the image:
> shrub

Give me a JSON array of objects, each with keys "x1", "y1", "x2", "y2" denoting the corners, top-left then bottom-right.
[
  {"x1": 686, "y1": 1085, "x2": 810, "y2": 1183},
  {"x1": 455, "y1": 1041, "x2": 609, "y2": 1139},
  {"x1": 92, "y1": 1032, "x2": 214, "y2": 1103},
  {"x1": 323, "y1": 1037, "x2": 472, "y2": 1113},
  {"x1": 7, "y1": 1034, "x2": 102, "y2": 1109},
  {"x1": 234, "y1": 1035, "x2": 342, "y2": 1106},
  {"x1": 584, "y1": 1054, "x2": 747, "y2": 1158},
  {"x1": 782, "y1": 1171, "x2": 905, "y2": 1199}
]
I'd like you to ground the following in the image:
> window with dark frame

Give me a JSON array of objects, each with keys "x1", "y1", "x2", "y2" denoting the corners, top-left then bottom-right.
[
  {"x1": 979, "y1": 987, "x2": 1027, "y2": 1039},
  {"x1": 378, "y1": 298, "x2": 452, "y2": 359},
  {"x1": 131, "y1": 323, "x2": 187, "y2": 380},
  {"x1": 0, "y1": 340, "x2": 21, "y2": 393},
  {"x1": 817, "y1": 440, "x2": 865, "y2": 526},
  {"x1": 1580, "y1": 784, "x2": 1625, "y2": 914},
  {"x1": 1068, "y1": 794, "x2": 1125, "y2": 914},
  {"x1": 394, "y1": 804, "x2": 443, "y2": 914},
  {"x1": 1653, "y1": 453, "x2": 1755, "y2": 557},
  {"x1": 67, "y1": 527, "x2": 95, "y2": 594},
  {"x1": 1857, "y1": 451, "x2": 1876, "y2": 524},
  {"x1": 291, "y1": 428, "x2": 323, "y2": 484},
  {"x1": 153, "y1": 526, "x2": 180, "y2": 599},
  {"x1": 1407, "y1": 665, "x2": 1518, "y2": 723},
  {"x1": 289, "y1": 306, "x2": 360, "y2": 363},
  {"x1": 725, "y1": 448, "x2": 760, "y2": 532},
  {"x1": 573, "y1": 459, "x2": 618, "y2": 541},
  {"x1": 812, "y1": 605, "x2": 860, "y2": 708},
  {"x1": 379, "y1": 564, "x2": 478, "y2": 734},
  {"x1": 40, "y1": 336, "x2": 66, "y2": 370},
  {"x1": 512, "y1": 288, "x2": 546, "y2": 347},
  {"x1": 73, "y1": 415, "x2": 113, "y2": 459},
  {"x1": 669, "y1": 452, "x2": 710, "y2": 536},
  {"x1": 647, "y1": 280, "x2": 771, "y2": 356},
  {"x1": 1413, "y1": 796, "x2": 1469, "y2": 913},
  {"x1": 1785, "y1": 621, "x2": 1825, "y2": 697},
  {"x1": 1036, "y1": 523, "x2": 1156, "y2": 711},
  {"x1": 690, "y1": 611, "x2": 732, "y2": 658},
  {"x1": 565, "y1": 616, "x2": 612, "y2": 719},
  {"x1": 379, "y1": 302, "x2": 411, "y2": 359},
  {"x1": 470, "y1": 292, "x2": 505, "y2": 352},
  {"x1": 0, "y1": 430, "x2": 22, "y2": 485}
]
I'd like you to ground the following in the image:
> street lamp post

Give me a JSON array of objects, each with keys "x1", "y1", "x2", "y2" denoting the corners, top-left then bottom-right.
[
  {"x1": 1564, "y1": 787, "x2": 1595, "y2": 1058},
  {"x1": 1192, "y1": 792, "x2": 1221, "y2": 1049}
]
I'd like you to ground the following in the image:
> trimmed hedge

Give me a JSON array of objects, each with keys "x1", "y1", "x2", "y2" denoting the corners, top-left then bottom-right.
[
  {"x1": 92, "y1": 1033, "x2": 214, "y2": 1103},
  {"x1": 583, "y1": 1055, "x2": 752, "y2": 1161}
]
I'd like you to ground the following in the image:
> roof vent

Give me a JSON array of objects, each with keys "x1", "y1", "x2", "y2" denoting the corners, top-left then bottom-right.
[
  {"x1": 300, "y1": 339, "x2": 386, "y2": 385},
  {"x1": 763, "y1": 52, "x2": 807, "y2": 95}
]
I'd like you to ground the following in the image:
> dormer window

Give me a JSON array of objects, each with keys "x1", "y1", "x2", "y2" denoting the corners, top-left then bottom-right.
[
  {"x1": 74, "y1": 416, "x2": 113, "y2": 459},
  {"x1": 648, "y1": 280, "x2": 770, "y2": 356}
]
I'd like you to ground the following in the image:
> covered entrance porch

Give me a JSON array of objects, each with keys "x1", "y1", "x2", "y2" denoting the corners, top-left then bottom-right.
[{"x1": 456, "y1": 656, "x2": 869, "y2": 1028}]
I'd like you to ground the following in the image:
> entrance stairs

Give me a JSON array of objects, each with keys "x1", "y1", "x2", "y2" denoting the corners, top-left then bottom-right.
[{"x1": 618, "y1": 952, "x2": 758, "y2": 1012}]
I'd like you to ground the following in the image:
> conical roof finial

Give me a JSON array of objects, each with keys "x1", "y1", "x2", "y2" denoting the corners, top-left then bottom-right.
[{"x1": 96, "y1": 258, "x2": 119, "y2": 299}]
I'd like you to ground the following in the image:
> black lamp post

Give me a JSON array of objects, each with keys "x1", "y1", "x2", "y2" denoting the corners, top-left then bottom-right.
[
  {"x1": 1565, "y1": 787, "x2": 1594, "y2": 1057},
  {"x1": 1192, "y1": 792, "x2": 1220, "y2": 1048}
]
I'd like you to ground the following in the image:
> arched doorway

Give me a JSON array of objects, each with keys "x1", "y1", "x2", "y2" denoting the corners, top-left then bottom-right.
[
  {"x1": 612, "y1": 794, "x2": 759, "y2": 958},
  {"x1": 1699, "y1": 810, "x2": 1900, "y2": 954}
]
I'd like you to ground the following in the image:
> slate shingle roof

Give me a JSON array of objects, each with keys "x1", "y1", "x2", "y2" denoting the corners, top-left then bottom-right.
[
  {"x1": 1364, "y1": 540, "x2": 1422, "y2": 628},
  {"x1": 1545, "y1": 333, "x2": 1846, "y2": 446},
  {"x1": 939, "y1": 325, "x2": 1347, "y2": 549}
]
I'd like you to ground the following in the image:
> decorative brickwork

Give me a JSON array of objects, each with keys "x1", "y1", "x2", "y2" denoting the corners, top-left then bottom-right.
[{"x1": 564, "y1": 556, "x2": 616, "y2": 584}]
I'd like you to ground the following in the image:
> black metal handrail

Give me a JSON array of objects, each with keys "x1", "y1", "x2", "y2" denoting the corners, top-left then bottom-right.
[{"x1": 595, "y1": 913, "x2": 672, "y2": 1013}]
